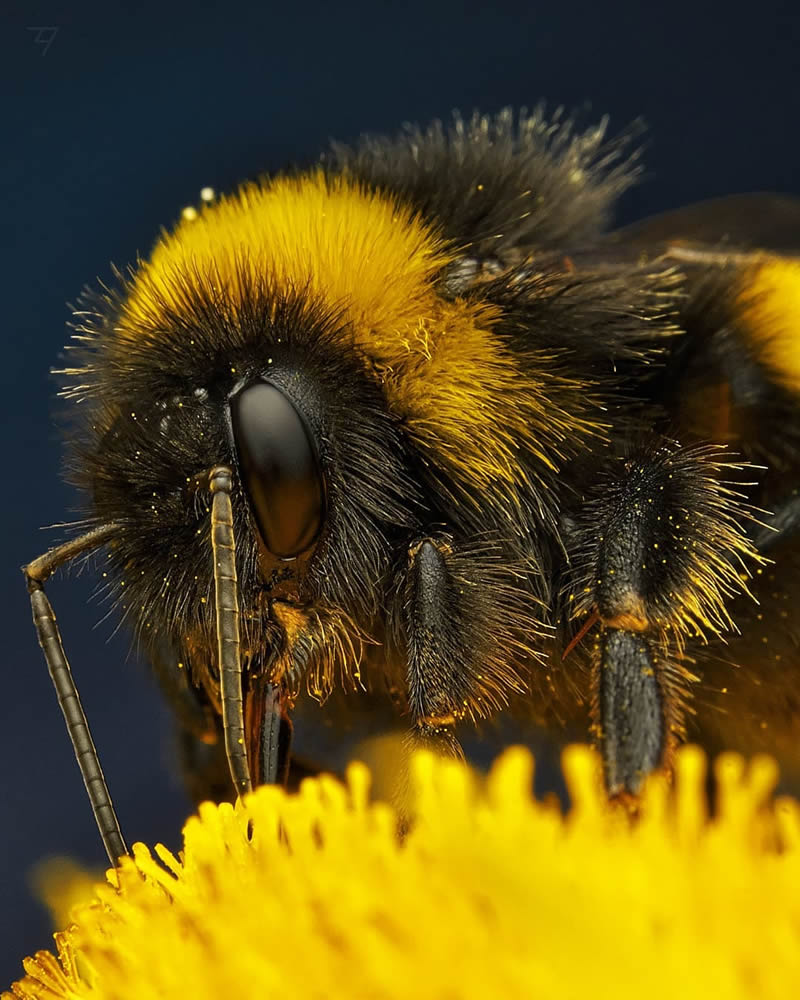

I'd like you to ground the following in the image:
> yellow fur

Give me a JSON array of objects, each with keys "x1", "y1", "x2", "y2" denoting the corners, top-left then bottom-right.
[
  {"x1": 737, "y1": 257, "x2": 800, "y2": 393},
  {"x1": 123, "y1": 171, "x2": 453, "y2": 352},
  {"x1": 121, "y1": 171, "x2": 593, "y2": 493}
]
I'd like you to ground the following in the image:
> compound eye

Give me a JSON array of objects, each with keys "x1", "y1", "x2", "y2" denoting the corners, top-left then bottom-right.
[{"x1": 230, "y1": 380, "x2": 324, "y2": 558}]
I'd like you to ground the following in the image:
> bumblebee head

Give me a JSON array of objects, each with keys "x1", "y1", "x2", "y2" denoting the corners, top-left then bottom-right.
[
  {"x1": 58, "y1": 113, "x2": 663, "y2": 699},
  {"x1": 62, "y1": 283, "x2": 420, "y2": 677}
]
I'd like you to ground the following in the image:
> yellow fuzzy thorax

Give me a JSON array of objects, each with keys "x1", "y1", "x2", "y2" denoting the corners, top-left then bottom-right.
[
  {"x1": 738, "y1": 256, "x2": 800, "y2": 393},
  {"x1": 5, "y1": 747, "x2": 800, "y2": 1000},
  {"x1": 120, "y1": 171, "x2": 593, "y2": 493},
  {"x1": 124, "y1": 171, "x2": 457, "y2": 349}
]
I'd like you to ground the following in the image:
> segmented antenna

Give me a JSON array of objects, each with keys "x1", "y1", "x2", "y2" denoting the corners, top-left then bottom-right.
[{"x1": 209, "y1": 466, "x2": 252, "y2": 797}]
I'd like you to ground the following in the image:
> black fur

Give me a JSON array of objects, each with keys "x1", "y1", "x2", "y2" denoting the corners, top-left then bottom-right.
[
  {"x1": 64, "y1": 277, "x2": 421, "y2": 693},
  {"x1": 328, "y1": 107, "x2": 641, "y2": 256}
]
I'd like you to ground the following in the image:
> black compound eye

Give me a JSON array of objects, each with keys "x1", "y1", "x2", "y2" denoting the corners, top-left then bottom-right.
[{"x1": 230, "y1": 380, "x2": 324, "y2": 558}]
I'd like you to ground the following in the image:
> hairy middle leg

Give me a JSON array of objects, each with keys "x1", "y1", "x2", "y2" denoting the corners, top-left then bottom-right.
[{"x1": 563, "y1": 442, "x2": 762, "y2": 795}]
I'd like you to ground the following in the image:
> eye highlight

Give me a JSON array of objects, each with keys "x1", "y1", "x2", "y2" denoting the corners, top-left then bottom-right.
[{"x1": 230, "y1": 379, "x2": 325, "y2": 558}]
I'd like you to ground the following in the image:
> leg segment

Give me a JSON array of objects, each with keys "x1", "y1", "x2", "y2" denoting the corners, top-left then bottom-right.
[
  {"x1": 596, "y1": 631, "x2": 665, "y2": 795},
  {"x1": 404, "y1": 539, "x2": 466, "y2": 759},
  {"x1": 565, "y1": 442, "x2": 761, "y2": 794},
  {"x1": 399, "y1": 534, "x2": 539, "y2": 758}
]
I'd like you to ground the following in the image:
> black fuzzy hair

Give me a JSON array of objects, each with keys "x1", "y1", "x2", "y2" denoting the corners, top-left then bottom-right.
[
  {"x1": 61, "y1": 267, "x2": 422, "y2": 684},
  {"x1": 327, "y1": 106, "x2": 641, "y2": 256}
]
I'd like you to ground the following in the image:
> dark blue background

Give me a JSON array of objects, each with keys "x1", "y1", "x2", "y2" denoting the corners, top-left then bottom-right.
[{"x1": 2, "y1": 0, "x2": 799, "y2": 983}]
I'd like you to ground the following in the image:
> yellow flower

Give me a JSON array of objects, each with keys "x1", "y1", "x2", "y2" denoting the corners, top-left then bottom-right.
[{"x1": 4, "y1": 746, "x2": 800, "y2": 1000}]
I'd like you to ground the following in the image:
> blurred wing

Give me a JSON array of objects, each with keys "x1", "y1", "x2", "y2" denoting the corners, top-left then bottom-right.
[{"x1": 610, "y1": 193, "x2": 800, "y2": 254}]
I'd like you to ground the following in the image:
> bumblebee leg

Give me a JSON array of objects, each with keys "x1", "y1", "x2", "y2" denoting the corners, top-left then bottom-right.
[
  {"x1": 402, "y1": 537, "x2": 470, "y2": 760},
  {"x1": 593, "y1": 628, "x2": 667, "y2": 795},
  {"x1": 587, "y1": 502, "x2": 675, "y2": 794},
  {"x1": 398, "y1": 532, "x2": 536, "y2": 754},
  {"x1": 566, "y1": 443, "x2": 759, "y2": 795}
]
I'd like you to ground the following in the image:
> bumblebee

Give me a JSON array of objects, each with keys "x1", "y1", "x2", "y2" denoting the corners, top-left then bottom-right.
[{"x1": 23, "y1": 108, "x2": 800, "y2": 861}]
